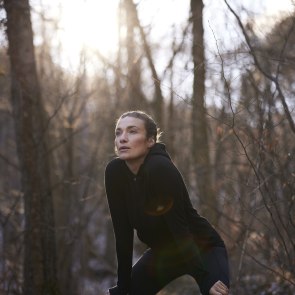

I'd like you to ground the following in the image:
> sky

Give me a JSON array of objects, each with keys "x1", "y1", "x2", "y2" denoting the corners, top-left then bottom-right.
[{"x1": 29, "y1": 0, "x2": 294, "y2": 71}]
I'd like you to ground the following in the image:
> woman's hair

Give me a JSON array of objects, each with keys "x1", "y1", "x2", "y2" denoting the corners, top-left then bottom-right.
[{"x1": 117, "y1": 110, "x2": 162, "y2": 142}]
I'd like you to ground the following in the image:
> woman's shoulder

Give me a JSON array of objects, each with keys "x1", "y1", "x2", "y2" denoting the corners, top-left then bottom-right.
[
  {"x1": 144, "y1": 154, "x2": 178, "y2": 175},
  {"x1": 105, "y1": 157, "x2": 124, "y2": 175}
]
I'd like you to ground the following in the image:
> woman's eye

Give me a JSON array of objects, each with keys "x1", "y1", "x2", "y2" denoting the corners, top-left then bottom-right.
[{"x1": 129, "y1": 129, "x2": 137, "y2": 134}]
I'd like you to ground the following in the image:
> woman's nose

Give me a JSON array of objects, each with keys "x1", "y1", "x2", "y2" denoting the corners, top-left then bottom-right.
[{"x1": 119, "y1": 132, "x2": 128, "y2": 142}]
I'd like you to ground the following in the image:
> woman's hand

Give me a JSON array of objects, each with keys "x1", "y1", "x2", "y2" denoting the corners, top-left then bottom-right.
[{"x1": 209, "y1": 280, "x2": 229, "y2": 295}]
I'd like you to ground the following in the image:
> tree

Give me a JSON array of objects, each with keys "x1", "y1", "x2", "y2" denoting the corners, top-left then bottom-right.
[
  {"x1": 122, "y1": 0, "x2": 146, "y2": 110},
  {"x1": 3, "y1": 0, "x2": 59, "y2": 293},
  {"x1": 213, "y1": 3, "x2": 295, "y2": 291},
  {"x1": 190, "y1": 0, "x2": 217, "y2": 223},
  {"x1": 126, "y1": 0, "x2": 164, "y2": 127}
]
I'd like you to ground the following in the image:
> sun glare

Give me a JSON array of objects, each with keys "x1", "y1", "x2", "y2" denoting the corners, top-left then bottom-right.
[
  {"x1": 33, "y1": 0, "x2": 293, "y2": 72},
  {"x1": 56, "y1": 0, "x2": 119, "y2": 69}
]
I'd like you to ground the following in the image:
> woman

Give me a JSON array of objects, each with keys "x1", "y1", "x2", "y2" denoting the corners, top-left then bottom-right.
[{"x1": 105, "y1": 111, "x2": 230, "y2": 295}]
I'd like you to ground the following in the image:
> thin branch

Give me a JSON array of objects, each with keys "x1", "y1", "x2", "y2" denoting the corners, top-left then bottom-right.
[
  {"x1": 218, "y1": 223, "x2": 295, "y2": 287},
  {"x1": 45, "y1": 122, "x2": 89, "y2": 156},
  {"x1": 0, "y1": 193, "x2": 22, "y2": 227},
  {"x1": 127, "y1": 0, "x2": 164, "y2": 124},
  {"x1": 0, "y1": 152, "x2": 19, "y2": 171},
  {"x1": 224, "y1": 0, "x2": 295, "y2": 134},
  {"x1": 210, "y1": 10, "x2": 293, "y2": 265},
  {"x1": 162, "y1": 21, "x2": 191, "y2": 78}
]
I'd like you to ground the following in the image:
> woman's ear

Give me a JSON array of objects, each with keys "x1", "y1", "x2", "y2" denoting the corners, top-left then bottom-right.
[{"x1": 148, "y1": 137, "x2": 155, "y2": 147}]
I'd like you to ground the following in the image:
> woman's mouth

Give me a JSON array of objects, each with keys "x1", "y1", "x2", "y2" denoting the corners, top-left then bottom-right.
[{"x1": 119, "y1": 146, "x2": 130, "y2": 152}]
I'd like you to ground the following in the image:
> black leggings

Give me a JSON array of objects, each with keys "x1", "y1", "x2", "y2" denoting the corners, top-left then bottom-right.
[{"x1": 129, "y1": 247, "x2": 230, "y2": 295}]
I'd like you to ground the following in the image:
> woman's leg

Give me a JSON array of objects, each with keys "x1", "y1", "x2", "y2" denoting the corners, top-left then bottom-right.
[
  {"x1": 190, "y1": 247, "x2": 230, "y2": 295},
  {"x1": 130, "y1": 247, "x2": 229, "y2": 295},
  {"x1": 130, "y1": 248, "x2": 188, "y2": 295}
]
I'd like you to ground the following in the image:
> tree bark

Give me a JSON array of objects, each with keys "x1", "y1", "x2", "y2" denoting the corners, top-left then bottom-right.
[
  {"x1": 4, "y1": 0, "x2": 59, "y2": 294},
  {"x1": 191, "y1": 0, "x2": 217, "y2": 223}
]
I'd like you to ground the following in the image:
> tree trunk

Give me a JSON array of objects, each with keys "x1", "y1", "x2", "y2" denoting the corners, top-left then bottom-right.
[
  {"x1": 56, "y1": 125, "x2": 76, "y2": 295},
  {"x1": 190, "y1": 0, "x2": 217, "y2": 224},
  {"x1": 4, "y1": 0, "x2": 59, "y2": 294},
  {"x1": 124, "y1": 0, "x2": 146, "y2": 110},
  {"x1": 167, "y1": 69, "x2": 176, "y2": 157},
  {"x1": 126, "y1": 0, "x2": 164, "y2": 127}
]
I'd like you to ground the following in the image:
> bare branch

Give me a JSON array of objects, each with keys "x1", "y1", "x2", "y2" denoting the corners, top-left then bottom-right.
[
  {"x1": 210, "y1": 8, "x2": 294, "y2": 270},
  {"x1": 0, "y1": 152, "x2": 19, "y2": 170},
  {"x1": 224, "y1": 0, "x2": 295, "y2": 134}
]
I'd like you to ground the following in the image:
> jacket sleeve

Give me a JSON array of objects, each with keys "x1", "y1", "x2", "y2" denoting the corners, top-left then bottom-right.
[
  {"x1": 147, "y1": 157, "x2": 206, "y2": 275},
  {"x1": 105, "y1": 160, "x2": 134, "y2": 295}
]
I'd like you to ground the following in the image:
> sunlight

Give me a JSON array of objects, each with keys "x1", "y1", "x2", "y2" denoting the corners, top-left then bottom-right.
[
  {"x1": 33, "y1": 0, "x2": 293, "y2": 72},
  {"x1": 57, "y1": 0, "x2": 119, "y2": 68}
]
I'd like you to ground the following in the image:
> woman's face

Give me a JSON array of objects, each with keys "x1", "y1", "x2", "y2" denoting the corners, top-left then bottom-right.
[{"x1": 115, "y1": 116, "x2": 154, "y2": 164}]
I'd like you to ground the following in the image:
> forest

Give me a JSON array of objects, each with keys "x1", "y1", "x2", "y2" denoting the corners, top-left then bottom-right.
[{"x1": 0, "y1": 0, "x2": 294, "y2": 294}]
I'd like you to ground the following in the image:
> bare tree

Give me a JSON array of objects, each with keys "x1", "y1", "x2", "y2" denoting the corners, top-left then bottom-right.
[
  {"x1": 122, "y1": 0, "x2": 146, "y2": 110},
  {"x1": 3, "y1": 0, "x2": 59, "y2": 293},
  {"x1": 126, "y1": 0, "x2": 164, "y2": 127},
  {"x1": 191, "y1": 0, "x2": 217, "y2": 223},
  {"x1": 211, "y1": 2, "x2": 295, "y2": 292},
  {"x1": 224, "y1": 0, "x2": 295, "y2": 135}
]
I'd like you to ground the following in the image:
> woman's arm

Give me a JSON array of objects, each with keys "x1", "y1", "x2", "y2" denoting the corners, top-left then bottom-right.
[
  {"x1": 105, "y1": 160, "x2": 134, "y2": 295},
  {"x1": 147, "y1": 156, "x2": 206, "y2": 275}
]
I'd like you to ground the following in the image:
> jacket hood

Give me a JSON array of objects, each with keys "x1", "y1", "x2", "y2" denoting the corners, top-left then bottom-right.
[
  {"x1": 121, "y1": 143, "x2": 171, "y2": 177},
  {"x1": 147, "y1": 143, "x2": 171, "y2": 160}
]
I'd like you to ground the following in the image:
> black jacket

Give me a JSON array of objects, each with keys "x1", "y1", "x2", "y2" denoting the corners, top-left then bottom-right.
[{"x1": 105, "y1": 143, "x2": 225, "y2": 294}]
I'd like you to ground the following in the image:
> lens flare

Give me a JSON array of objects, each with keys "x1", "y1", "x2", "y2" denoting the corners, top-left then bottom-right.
[{"x1": 144, "y1": 195, "x2": 174, "y2": 216}]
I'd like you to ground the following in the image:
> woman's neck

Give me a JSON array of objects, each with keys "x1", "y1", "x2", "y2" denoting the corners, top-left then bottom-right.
[{"x1": 125, "y1": 158, "x2": 144, "y2": 175}]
